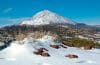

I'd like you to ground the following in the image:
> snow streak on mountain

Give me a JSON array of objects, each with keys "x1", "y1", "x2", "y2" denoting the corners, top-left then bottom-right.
[{"x1": 21, "y1": 10, "x2": 76, "y2": 25}]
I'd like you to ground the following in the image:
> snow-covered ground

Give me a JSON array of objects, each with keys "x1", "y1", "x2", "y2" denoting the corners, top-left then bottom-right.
[{"x1": 0, "y1": 35, "x2": 100, "y2": 65}]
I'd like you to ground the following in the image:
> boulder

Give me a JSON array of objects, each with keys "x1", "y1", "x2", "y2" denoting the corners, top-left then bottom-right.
[
  {"x1": 66, "y1": 54, "x2": 78, "y2": 58},
  {"x1": 37, "y1": 48, "x2": 44, "y2": 53},
  {"x1": 41, "y1": 52, "x2": 50, "y2": 57},
  {"x1": 33, "y1": 48, "x2": 44, "y2": 55},
  {"x1": 33, "y1": 48, "x2": 50, "y2": 57},
  {"x1": 50, "y1": 45, "x2": 60, "y2": 49},
  {"x1": 33, "y1": 51, "x2": 41, "y2": 55},
  {"x1": 37, "y1": 48, "x2": 48, "y2": 52},
  {"x1": 84, "y1": 44, "x2": 93, "y2": 50}
]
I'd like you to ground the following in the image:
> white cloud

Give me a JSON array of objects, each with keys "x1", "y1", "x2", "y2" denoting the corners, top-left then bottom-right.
[
  {"x1": 0, "y1": 17, "x2": 30, "y2": 27},
  {"x1": 74, "y1": 17, "x2": 100, "y2": 25},
  {"x1": 3, "y1": 8, "x2": 13, "y2": 13}
]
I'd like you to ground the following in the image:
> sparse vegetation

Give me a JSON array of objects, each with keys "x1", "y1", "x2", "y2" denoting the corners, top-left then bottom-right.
[{"x1": 61, "y1": 38, "x2": 100, "y2": 48}]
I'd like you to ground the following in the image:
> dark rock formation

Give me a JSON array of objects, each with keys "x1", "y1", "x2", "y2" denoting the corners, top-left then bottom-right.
[
  {"x1": 65, "y1": 54, "x2": 78, "y2": 58},
  {"x1": 50, "y1": 45, "x2": 60, "y2": 49},
  {"x1": 33, "y1": 48, "x2": 50, "y2": 57}
]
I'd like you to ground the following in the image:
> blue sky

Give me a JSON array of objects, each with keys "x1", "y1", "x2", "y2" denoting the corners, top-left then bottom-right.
[{"x1": 0, "y1": 0, "x2": 100, "y2": 26}]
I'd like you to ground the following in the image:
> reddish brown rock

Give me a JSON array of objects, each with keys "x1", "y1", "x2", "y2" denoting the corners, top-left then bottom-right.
[
  {"x1": 66, "y1": 54, "x2": 78, "y2": 58},
  {"x1": 84, "y1": 44, "x2": 93, "y2": 50},
  {"x1": 41, "y1": 52, "x2": 50, "y2": 57},
  {"x1": 37, "y1": 48, "x2": 48, "y2": 52},
  {"x1": 50, "y1": 45, "x2": 60, "y2": 49},
  {"x1": 37, "y1": 48, "x2": 44, "y2": 53},
  {"x1": 33, "y1": 48, "x2": 50, "y2": 57},
  {"x1": 33, "y1": 51, "x2": 41, "y2": 55}
]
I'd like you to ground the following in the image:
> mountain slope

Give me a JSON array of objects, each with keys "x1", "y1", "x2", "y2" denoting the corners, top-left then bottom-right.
[{"x1": 21, "y1": 10, "x2": 76, "y2": 25}]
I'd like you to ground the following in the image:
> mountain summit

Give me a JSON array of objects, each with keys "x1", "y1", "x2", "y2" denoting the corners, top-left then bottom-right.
[{"x1": 21, "y1": 10, "x2": 76, "y2": 25}]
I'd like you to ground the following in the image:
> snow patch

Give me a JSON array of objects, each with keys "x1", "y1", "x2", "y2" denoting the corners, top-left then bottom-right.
[{"x1": 0, "y1": 35, "x2": 100, "y2": 65}]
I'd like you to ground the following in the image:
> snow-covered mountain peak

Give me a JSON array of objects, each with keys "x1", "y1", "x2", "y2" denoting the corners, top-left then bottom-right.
[
  {"x1": 21, "y1": 10, "x2": 76, "y2": 25},
  {"x1": 33, "y1": 10, "x2": 55, "y2": 16}
]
